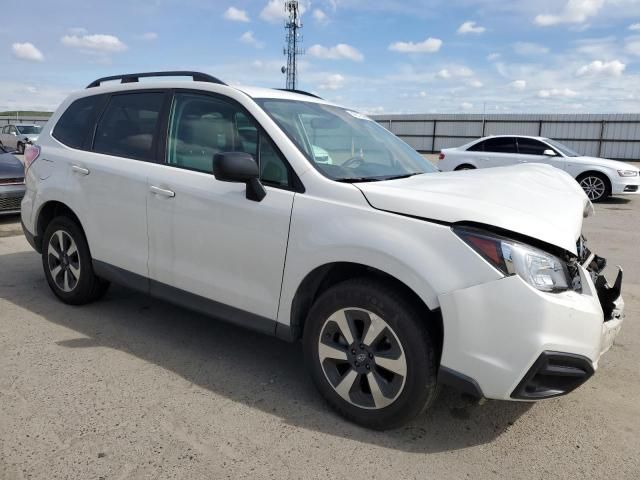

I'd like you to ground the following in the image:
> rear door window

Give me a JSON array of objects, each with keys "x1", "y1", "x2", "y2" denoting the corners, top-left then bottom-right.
[
  {"x1": 482, "y1": 137, "x2": 518, "y2": 154},
  {"x1": 53, "y1": 94, "x2": 107, "y2": 149},
  {"x1": 93, "y1": 92, "x2": 165, "y2": 161}
]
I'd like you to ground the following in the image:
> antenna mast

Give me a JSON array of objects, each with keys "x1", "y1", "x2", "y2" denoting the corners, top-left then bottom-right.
[{"x1": 283, "y1": 1, "x2": 303, "y2": 90}]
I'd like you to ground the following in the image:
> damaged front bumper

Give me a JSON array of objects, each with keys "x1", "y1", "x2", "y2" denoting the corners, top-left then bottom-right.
[{"x1": 437, "y1": 244, "x2": 625, "y2": 401}]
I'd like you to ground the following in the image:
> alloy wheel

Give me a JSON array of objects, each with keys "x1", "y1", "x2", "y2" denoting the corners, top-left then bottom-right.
[
  {"x1": 318, "y1": 308, "x2": 407, "y2": 410},
  {"x1": 579, "y1": 176, "x2": 606, "y2": 201},
  {"x1": 47, "y1": 230, "x2": 81, "y2": 292}
]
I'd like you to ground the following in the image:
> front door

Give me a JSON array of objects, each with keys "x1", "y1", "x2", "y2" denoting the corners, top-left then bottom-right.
[{"x1": 146, "y1": 92, "x2": 296, "y2": 325}]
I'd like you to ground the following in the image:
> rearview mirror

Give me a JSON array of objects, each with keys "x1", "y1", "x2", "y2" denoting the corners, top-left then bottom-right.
[
  {"x1": 543, "y1": 149, "x2": 556, "y2": 157},
  {"x1": 213, "y1": 151, "x2": 266, "y2": 202}
]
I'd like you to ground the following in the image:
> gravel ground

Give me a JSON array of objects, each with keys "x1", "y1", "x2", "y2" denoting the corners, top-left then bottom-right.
[{"x1": 0, "y1": 196, "x2": 639, "y2": 480}]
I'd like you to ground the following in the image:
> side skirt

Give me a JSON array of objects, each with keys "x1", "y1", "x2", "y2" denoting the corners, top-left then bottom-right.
[{"x1": 93, "y1": 260, "x2": 278, "y2": 337}]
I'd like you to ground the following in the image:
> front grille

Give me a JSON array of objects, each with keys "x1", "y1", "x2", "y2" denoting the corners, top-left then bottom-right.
[
  {"x1": 0, "y1": 195, "x2": 23, "y2": 211},
  {"x1": 0, "y1": 178, "x2": 24, "y2": 185}
]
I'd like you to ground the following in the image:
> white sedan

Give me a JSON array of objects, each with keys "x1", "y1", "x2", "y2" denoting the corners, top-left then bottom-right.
[{"x1": 438, "y1": 135, "x2": 640, "y2": 202}]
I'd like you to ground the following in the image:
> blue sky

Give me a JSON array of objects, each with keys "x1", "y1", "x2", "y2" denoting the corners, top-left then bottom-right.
[{"x1": 2, "y1": 0, "x2": 640, "y2": 114}]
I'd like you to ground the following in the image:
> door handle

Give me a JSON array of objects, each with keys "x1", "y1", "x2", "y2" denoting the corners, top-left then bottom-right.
[
  {"x1": 149, "y1": 185, "x2": 175, "y2": 198},
  {"x1": 71, "y1": 165, "x2": 90, "y2": 175}
]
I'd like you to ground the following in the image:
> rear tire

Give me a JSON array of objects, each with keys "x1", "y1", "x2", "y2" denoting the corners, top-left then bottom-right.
[
  {"x1": 454, "y1": 164, "x2": 475, "y2": 171},
  {"x1": 42, "y1": 216, "x2": 110, "y2": 305},
  {"x1": 303, "y1": 278, "x2": 439, "y2": 430},
  {"x1": 577, "y1": 172, "x2": 610, "y2": 202}
]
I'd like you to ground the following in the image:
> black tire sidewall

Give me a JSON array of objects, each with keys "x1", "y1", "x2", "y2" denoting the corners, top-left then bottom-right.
[
  {"x1": 303, "y1": 278, "x2": 438, "y2": 430},
  {"x1": 41, "y1": 216, "x2": 99, "y2": 305}
]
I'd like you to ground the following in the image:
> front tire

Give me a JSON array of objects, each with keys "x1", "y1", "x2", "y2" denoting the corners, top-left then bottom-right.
[
  {"x1": 303, "y1": 278, "x2": 438, "y2": 430},
  {"x1": 17, "y1": 142, "x2": 25, "y2": 155},
  {"x1": 578, "y1": 172, "x2": 610, "y2": 202},
  {"x1": 42, "y1": 216, "x2": 110, "y2": 305}
]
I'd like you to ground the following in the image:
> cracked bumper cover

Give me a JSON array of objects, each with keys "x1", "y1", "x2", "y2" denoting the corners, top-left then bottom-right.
[{"x1": 437, "y1": 264, "x2": 624, "y2": 401}]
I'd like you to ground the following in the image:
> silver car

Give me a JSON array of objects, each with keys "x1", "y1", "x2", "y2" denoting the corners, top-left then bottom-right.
[
  {"x1": 0, "y1": 144, "x2": 25, "y2": 215},
  {"x1": 0, "y1": 124, "x2": 42, "y2": 154}
]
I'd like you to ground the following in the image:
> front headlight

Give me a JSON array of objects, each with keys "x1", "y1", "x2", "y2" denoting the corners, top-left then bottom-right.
[
  {"x1": 454, "y1": 226, "x2": 571, "y2": 293},
  {"x1": 618, "y1": 170, "x2": 638, "y2": 177}
]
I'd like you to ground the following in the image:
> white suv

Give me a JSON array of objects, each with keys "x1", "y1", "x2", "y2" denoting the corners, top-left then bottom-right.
[{"x1": 21, "y1": 71, "x2": 625, "y2": 429}]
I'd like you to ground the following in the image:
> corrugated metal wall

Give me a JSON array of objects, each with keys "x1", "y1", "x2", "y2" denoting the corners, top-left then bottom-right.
[
  {"x1": 0, "y1": 116, "x2": 50, "y2": 127},
  {"x1": 373, "y1": 113, "x2": 640, "y2": 162}
]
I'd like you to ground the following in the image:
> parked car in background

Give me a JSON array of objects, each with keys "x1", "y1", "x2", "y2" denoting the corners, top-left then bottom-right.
[
  {"x1": 438, "y1": 135, "x2": 640, "y2": 202},
  {"x1": 0, "y1": 124, "x2": 42, "y2": 154},
  {"x1": 0, "y1": 144, "x2": 26, "y2": 215},
  {"x1": 21, "y1": 71, "x2": 625, "y2": 429}
]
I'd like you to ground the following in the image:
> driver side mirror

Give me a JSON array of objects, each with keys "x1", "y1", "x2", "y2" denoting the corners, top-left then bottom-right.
[
  {"x1": 543, "y1": 149, "x2": 556, "y2": 157},
  {"x1": 212, "y1": 151, "x2": 266, "y2": 202}
]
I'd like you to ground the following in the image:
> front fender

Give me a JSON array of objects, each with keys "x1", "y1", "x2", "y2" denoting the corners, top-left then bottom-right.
[{"x1": 277, "y1": 193, "x2": 502, "y2": 327}]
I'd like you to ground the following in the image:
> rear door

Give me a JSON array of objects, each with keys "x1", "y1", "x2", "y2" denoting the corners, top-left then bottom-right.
[
  {"x1": 62, "y1": 90, "x2": 168, "y2": 280},
  {"x1": 476, "y1": 137, "x2": 519, "y2": 168},
  {"x1": 146, "y1": 91, "x2": 296, "y2": 325}
]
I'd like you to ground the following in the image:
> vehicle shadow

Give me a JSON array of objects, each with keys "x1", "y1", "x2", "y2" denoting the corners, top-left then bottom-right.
[
  {"x1": 599, "y1": 197, "x2": 632, "y2": 205},
  {"x1": 1, "y1": 250, "x2": 533, "y2": 453}
]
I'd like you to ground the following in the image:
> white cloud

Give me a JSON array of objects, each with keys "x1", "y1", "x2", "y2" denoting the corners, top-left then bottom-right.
[
  {"x1": 313, "y1": 9, "x2": 329, "y2": 24},
  {"x1": 61, "y1": 34, "x2": 127, "y2": 53},
  {"x1": 534, "y1": 0, "x2": 604, "y2": 26},
  {"x1": 11, "y1": 42, "x2": 44, "y2": 62},
  {"x1": 509, "y1": 79, "x2": 527, "y2": 90},
  {"x1": 538, "y1": 88, "x2": 578, "y2": 98},
  {"x1": 630, "y1": 23, "x2": 640, "y2": 31},
  {"x1": 457, "y1": 21, "x2": 486, "y2": 34},
  {"x1": 487, "y1": 52, "x2": 501, "y2": 61},
  {"x1": 576, "y1": 59, "x2": 625, "y2": 76},
  {"x1": 260, "y1": 0, "x2": 307, "y2": 23},
  {"x1": 308, "y1": 43, "x2": 364, "y2": 61},
  {"x1": 437, "y1": 66, "x2": 473, "y2": 79},
  {"x1": 389, "y1": 37, "x2": 442, "y2": 54},
  {"x1": 513, "y1": 41, "x2": 549, "y2": 55},
  {"x1": 626, "y1": 38, "x2": 640, "y2": 56},
  {"x1": 468, "y1": 79, "x2": 483, "y2": 88},
  {"x1": 418, "y1": 91, "x2": 427, "y2": 98},
  {"x1": 224, "y1": 6, "x2": 250, "y2": 22},
  {"x1": 240, "y1": 31, "x2": 264, "y2": 48},
  {"x1": 461, "y1": 102, "x2": 473, "y2": 110},
  {"x1": 136, "y1": 32, "x2": 158, "y2": 41},
  {"x1": 319, "y1": 73, "x2": 345, "y2": 90}
]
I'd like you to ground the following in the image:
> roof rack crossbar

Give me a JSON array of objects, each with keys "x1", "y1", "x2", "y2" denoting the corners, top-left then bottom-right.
[
  {"x1": 87, "y1": 71, "x2": 226, "y2": 89},
  {"x1": 275, "y1": 88, "x2": 323, "y2": 100}
]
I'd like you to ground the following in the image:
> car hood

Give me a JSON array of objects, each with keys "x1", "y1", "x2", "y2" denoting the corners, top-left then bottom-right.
[
  {"x1": 356, "y1": 163, "x2": 590, "y2": 255},
  {"x1": 570, "y1": 156, "x2": 640, "y2": 172},
  {"x1": 0, "y1": 152, "x2": 24, "y2": 178},
  {"x1": 24, "y1": 135, "x2": 39, "y2": 142}
]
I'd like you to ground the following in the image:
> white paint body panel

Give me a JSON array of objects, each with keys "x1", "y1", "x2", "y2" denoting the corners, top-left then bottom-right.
[
  {"x1": 22, "y1": 80, "x2": 625, "y2": 403},
  {"x1": 439, "y1": 135, "x2": 640, "y2": 196}
]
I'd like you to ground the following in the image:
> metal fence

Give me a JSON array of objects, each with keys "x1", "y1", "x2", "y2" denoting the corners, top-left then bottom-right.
[
  {"x1": 0, "y1": 115, "x2": 51, "y2": 127},
  {"x1": 372, "y1": 113, "x2": 640, "y2": 162}
]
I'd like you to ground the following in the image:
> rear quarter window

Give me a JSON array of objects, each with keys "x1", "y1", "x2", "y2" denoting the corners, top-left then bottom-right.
[{"x1": 53, "y1": 94, "x2": 107, "y2": 149}]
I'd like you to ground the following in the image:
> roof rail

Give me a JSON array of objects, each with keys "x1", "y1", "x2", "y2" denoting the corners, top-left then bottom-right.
[
  {"x1": 86, "y1": 71, "x2": 227, "y2": 89},
  {"x1": 275, "y1": 88, "x2": 323, "y2": 100}
]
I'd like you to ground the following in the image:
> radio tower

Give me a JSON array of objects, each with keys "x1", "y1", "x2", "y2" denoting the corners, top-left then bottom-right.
[{"x1": 282, "y1": 0, "x2": 303, "y2": 90}]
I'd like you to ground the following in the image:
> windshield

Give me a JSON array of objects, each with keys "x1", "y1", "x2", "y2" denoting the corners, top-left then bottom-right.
[
  {"x1": 256, "y1": 99, "x2": 438, "y2": 182},
  {"x1": 16, "y1": 126, "x2": 41, "y2": 135},
  {"x1": 545, "y1": 138, "x2": 580, "y2": 157}
]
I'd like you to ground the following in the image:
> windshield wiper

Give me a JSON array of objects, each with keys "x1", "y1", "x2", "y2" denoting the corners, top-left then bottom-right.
[
  {"x1": 383, "y1": 172, "x2": 425, "y2": 180},
  {"x1": 335, "y1": 177, "x2": 385, "y2": 183}
]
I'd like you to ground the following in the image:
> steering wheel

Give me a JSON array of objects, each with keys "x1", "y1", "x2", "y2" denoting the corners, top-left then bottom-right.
[{"x1": 342, "y1": 156, "x2": 365, "y2": 169}]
